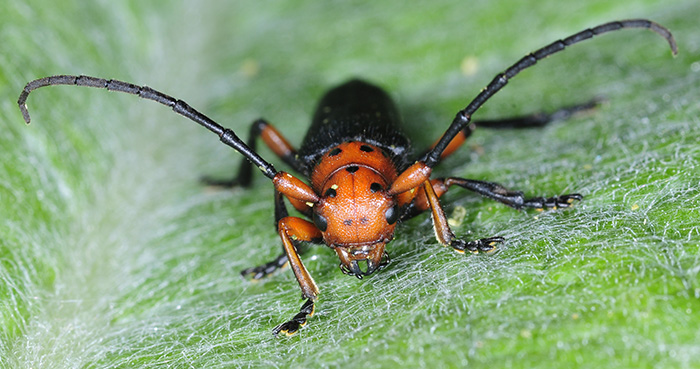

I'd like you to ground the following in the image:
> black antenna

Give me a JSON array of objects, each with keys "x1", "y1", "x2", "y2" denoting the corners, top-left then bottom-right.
[
  {"x1": 18, "y1": 75, "x2": 278, "y2": 180},
  {"x1": 422, "y1": 19, "x2": 677, "y2": 168}
]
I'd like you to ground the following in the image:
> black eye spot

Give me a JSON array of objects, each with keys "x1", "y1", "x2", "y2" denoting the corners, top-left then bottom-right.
[
  {"x1": 385, "y1": 205, "x2": 399, "y2": 225},
  {"x1": 324, "y1": 188, "x2": 337, "y2": 198},
  {"x1": 313, "y1": 212, "x2": 328, "y2": 232},
  {"x1": 346, "y1": 165, "x2": 359, "y2": 173},
  {"x1": 360, "y1": 145, "x2": 374, "y2": 152},
  {"x1": 329, "y1": 148, "x2": 342, "y2": 156},
  {"x1": 370, "y1": 183, "x2": 383, "y2": 193}
]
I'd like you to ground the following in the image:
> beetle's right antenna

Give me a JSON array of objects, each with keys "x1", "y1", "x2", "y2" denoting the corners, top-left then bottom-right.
[
  {"x1": 18, "y1": 75, "x2": 278, "y2": 180},
  {"x1": 422, "y1": 19, "x2": 677, "y2": 168}
]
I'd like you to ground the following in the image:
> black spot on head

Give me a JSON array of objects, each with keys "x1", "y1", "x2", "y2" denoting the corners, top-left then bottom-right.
[
  {"x1": 343, "y1": 219, "x2": 353, "y2": 226},
  {"x1": 329, "y1": 148, "x2": 342, "y2": 156},
  {"x1": 324, "y1": 188, "x2": 337, "y2": 198},
  {"x1": 370, "y1": 183, "x2": 383, "y2": 193},
  {"x1": 346, "y1": 165, "x2": 359, "y2": 173},
  {"x1": 359, "y1": 217, "x2": 369, "y2": 224},
  {"x1": 360, "y1": 145, "x2": 374, "y2": 152},
  {"x1": 385, "y1": 204, "x2": 399, "y2": 225}
]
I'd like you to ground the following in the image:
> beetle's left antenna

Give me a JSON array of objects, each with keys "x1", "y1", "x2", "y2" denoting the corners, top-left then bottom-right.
[{"x1": 18, "y1": 75, "x2": 278, "y2": 180}]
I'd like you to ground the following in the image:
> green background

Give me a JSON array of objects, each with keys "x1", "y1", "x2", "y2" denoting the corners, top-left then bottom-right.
[{"x1": 1, "y1": 0, "x2": 698, "y2": 368}]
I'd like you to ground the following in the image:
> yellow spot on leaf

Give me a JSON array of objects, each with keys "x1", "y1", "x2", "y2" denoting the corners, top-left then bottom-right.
[
  {"x1": 240, "y1": 58, "x2": 260, "y2": 78},
  {"x1": 448, "y1": 206, "x2": 467, "y2": 227},
  {"x1": 460, "y1": 56, "x2": 479, "y2": 76}
]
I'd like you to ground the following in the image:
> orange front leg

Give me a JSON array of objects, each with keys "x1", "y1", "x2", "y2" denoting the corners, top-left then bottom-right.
[
  {"x1": 273, "y1": 216, "x2": 323, "y2": 336},
  {"x1": 422, "y1": 180, "x2": 504, "y2": 254}
]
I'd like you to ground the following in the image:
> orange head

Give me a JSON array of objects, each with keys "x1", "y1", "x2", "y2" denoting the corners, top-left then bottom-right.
[{"x1": 310, "y1": 143, "x2": 401, "y2": 278}]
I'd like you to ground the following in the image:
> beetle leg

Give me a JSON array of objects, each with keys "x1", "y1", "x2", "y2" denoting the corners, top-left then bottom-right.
[
  {"x1": 442, "y1": 178, "x2": 582, "y2": 210},
  {"x1": 242, "y1": 191, "x2": 321, "y2": 280},
  {"x1": 474, "y1": 98, "x2": 602, "y2": 129},
  {"x1": 421, "y1": 99, "x2": 602, "y2": 161},
  {"x1": 422, "y1": 180, "x2": 504, "y2": 254},
  {"x1": 241, "y1": 252, "x2": 289, "y2": 280},
  {"x1": 203, "y1": 119, "x2": 305, "y2": 187},
  {"x1": 242, "y1": 191, "x2": 290, "y2": 279},
  {"x1": 278, "y1": 217, "x2": 322, "y2": 300},
  {"x1": 412, "y1": 178, "x2": 582, "y2": 212},
  {"x1": 274, "y1": 216, "x2": 323, "y2": 336},
  {"x1": 242, "y1": 171, "x2": 320, "y2": 286}
]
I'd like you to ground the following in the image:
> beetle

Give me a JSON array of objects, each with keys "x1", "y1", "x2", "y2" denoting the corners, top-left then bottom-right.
[{"x1": 18, "y1": 19, "x2": 676, "y2": 335}]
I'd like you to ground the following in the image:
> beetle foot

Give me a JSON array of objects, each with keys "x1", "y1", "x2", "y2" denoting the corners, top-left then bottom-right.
[
  {"x1": 273, "y1": 298, "x2": 315, "y2": 336},
  {"x1": 451, "y1": 236, "x2": 505, "y2": 254},
  {"x1": 523, "y1": 193, "x2": 582, "y2": 210},
  {"x1": 241, "y1": 254, "x2": 288, "y2": 280}
]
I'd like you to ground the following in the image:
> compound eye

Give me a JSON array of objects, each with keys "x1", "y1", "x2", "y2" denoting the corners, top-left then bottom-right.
[
  {"x1": 313, "y1": 211, "x2": 328, "y2": 232},
  {"x1": 385, "y1": 204, "x2": 399, "y2": 225}
]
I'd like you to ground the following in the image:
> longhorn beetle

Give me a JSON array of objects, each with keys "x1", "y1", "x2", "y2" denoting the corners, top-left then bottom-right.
[{"x1": 18, "y1": 19, "x2": 677, "y2": 336}]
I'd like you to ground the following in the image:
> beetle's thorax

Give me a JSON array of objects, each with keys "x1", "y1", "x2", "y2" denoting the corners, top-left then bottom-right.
[{"x1": 311, "y1": 141, "x2": 400, "y2": 277}]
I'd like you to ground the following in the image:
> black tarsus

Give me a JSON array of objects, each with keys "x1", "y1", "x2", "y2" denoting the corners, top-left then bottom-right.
[
  {"x1": 444, "y1": 178, "x2": 583, "y2": 210},
  {"x1": 18, "y1": 75, "x2": 278, "y2": 180},
  {"x1": 451, "y1": 236, "x2": 505, "y2": 254},
  {"x1": 272, "y1": 298, "x2": 315, "y2": 336},
  {"x1": 422, "y1": 19, "x2": 677, "y2": 168},
  {"x1": 241, "y1": 252, "x2": 289, "y2": 280}
]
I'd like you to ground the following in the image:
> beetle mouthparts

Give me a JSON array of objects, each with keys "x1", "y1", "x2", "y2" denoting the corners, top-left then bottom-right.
[{"x1": 336, "y1": 244, "x2": 390, "y2": 279}]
